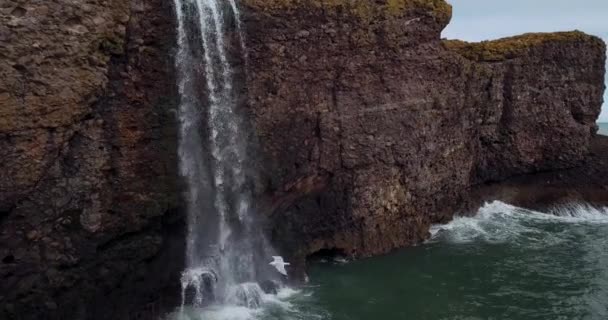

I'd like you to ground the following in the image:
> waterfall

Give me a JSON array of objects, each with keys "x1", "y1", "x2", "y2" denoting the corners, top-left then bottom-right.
[{"x1": 172, "y1": 0, "x2": 279, "y2": 310}]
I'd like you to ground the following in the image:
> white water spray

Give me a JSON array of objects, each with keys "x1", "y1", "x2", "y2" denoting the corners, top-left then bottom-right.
[
  {"x1": 430, "y1": 201, "x2": 608, "y2": 245},
  {"x1": 172, "y1": 0, "x2": 281, "y2": 311}
]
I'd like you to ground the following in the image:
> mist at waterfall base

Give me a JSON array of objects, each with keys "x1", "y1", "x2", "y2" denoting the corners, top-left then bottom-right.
[
  {"x1": 172, "y1": 0, "x2": 284, "y2": 316},
  {"x1": 167, "y1": 200, "x2": 608, "y2": 319}
]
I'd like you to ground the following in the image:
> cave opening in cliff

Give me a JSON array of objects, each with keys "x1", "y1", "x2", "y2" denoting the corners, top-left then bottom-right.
[
  {"x1": 306, "y1": 248, "x2": 348, "y2": 264},
  {"x1": 2, "y1": 254, "x2": 15, "y2": 264},
  {"x1": 0, "y1": 204, "x2": 14, "y2": 225}
]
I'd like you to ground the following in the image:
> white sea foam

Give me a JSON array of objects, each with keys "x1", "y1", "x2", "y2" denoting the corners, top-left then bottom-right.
[
  {"x1": 274, "y1": 287, "x2": 301, "y2": 300},
  {"x1": 177, "y1": 305, "x2": 256, "y2": 320},
  {"x1": 333, "y1": 257, "x2": 350, "y2": 264},
  {"x1": 168, "y1": 285, "x2": 310, "y2": 320},
  {"x1": 430, "y1": 201, "x2": 608, "y2": 245},
  {"x1": 549, "y1": 203, "x2": 608, "y2": 222}
]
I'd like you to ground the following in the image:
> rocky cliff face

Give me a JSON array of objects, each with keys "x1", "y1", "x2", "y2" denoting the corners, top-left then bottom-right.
[
  {"x1": 1, "y1": 0, "x2": 182, "y2": 319},
  {"x1": 240, "y1": 0, "x2": 606, "y2": 269},
  {"x1": 0, "y1": 0, "x2": 605, "y2": 319}
]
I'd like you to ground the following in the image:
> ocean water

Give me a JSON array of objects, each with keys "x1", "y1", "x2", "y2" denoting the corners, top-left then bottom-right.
[
  {"x1": 599, "y1": 123, "x2": 608, "y2": 136},
  {"x1": 168, "y1": 201, "x2": 608, "y2": 320},
  {"x1": 305, "y1": 202, "x2": 608, "y2": 320}
]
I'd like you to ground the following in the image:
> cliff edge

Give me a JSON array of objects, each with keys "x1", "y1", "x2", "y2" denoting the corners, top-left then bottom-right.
[
  {"x1": 0, "y1": 0, "x2": 605, "y2": 319},
  {"x1": 240, "y1": 0, "x2": 606, "y2": 269}
]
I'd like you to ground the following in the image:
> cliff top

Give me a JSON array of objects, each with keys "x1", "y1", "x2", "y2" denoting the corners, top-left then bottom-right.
[
  {"x1": 243, "y1": 0, "x2": 452, "y2": 23},
  {"x1": 444, "y1": 31, "x2": 606, "y2": 62}
]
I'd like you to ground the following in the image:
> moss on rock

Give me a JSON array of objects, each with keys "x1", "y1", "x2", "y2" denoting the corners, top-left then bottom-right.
[
  {"x1": 243, "y1": 0, "x2": 451, "y2": 23},
  {"x1": 444, "y1": 31, "x2": 604, "y2": 62}
]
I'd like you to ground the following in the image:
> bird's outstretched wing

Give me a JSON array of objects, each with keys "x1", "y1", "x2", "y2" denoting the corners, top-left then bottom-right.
[
  {"x1": 276, "y1": 265, "x2": 288, "y2": 276},
  {"x1": 269, "y1": 256, "x2": 289, "y2": 276}
]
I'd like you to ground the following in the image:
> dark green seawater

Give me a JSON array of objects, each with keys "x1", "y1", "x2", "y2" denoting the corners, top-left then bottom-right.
[
  {"x1": 171, "y1": 202, "x2": 608, "y2": 320},
  {"x1": 599, "y1": 123, "x2": 608, "y2": 136}
]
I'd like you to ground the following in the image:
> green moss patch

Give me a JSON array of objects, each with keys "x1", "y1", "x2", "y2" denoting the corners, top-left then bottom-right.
[
  {"x1": 444, "y1": 31, "x2": 602, "y2": 62},
  {"x1": 243, "y1": 0, "x2": 451, "y2": 22}
]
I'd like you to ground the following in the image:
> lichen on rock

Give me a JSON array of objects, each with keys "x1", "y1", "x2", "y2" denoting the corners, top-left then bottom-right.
[
  {"x1": 444, "y1": 31, "x2": 606, "y2": 62},
  {"x1": 243, "y1": 0, "x2": 452, "y2": 24}
]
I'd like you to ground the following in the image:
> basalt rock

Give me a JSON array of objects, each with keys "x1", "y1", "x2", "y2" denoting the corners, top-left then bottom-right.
[
  {"x1": 0, "y1": 0, "x2": 182, "y2": 319},
  {"x1": 239, "y1": 1, "x2": 606, "y2": 270},
  {"x1": 0, "y1": 0, "x2": 606, "y2": 319}
]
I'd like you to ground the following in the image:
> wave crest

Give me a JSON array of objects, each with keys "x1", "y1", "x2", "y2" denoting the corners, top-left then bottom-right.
[{"x1": 430, "y1": 201, "x2": 608, "y2": 245}]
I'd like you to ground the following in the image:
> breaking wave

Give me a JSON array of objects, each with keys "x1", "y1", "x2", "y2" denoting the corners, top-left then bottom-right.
[
  {"x1": 168, "y1": 286, "x2": 327, "y2": 320},
  {"x1": 429, "y1": 201, "x2": 608, "y2": 246}
]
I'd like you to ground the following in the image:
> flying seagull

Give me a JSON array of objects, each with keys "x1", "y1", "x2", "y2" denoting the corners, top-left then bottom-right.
[{"x1": 269, "y1": 256, "x2": 290, "y2": 276}]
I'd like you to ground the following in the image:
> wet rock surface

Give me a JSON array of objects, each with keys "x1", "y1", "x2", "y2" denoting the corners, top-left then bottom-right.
[
  {"x1": 468, "y1": 135, "x2": 608, "y2": 212},
  {"x1": 0, "y1": 0, "x2": 606, "y2": 319}
]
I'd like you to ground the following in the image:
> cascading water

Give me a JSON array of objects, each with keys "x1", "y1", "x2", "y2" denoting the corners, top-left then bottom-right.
[{"x1": 172, "y1": 0, "x2": 280, "y2": 312}]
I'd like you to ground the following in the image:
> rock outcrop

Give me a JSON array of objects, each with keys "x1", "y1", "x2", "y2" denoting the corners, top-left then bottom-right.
[
  {"x1": 240, "y1": 1, "x2": 606, "y2": 269},
  {"x1": 1, "y1": 0, "x2": 182, "y2": 319},
  {"x1": 0, "y1": 0, "x2": 605, "y2": 319},
  {"x1": 467, "y1": 135, "x2": 608, "y2": 212}
]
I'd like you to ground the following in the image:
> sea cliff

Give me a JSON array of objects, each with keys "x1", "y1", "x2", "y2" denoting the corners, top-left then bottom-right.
[
  {"x1": 0, "y1": 0, "x2": 605, "y2": 319},
  {"x1": 240, "y1": 0, "x2": 605, "y2": 268}
]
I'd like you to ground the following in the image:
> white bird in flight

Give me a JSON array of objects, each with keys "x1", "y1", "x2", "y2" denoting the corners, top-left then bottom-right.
[{"x1": 269, "y1": 256, "x2": 290, "y2": 276}]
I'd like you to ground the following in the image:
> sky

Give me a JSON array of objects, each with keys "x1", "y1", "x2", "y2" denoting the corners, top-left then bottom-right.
[{"x1": 442, "y1": 0, "x2": 608, "y2": 122}]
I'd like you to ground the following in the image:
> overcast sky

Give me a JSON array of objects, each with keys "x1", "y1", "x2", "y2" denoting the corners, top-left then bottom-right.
[{"x1": 442, "y1": 0, "x2": 608, "y2": 122}]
